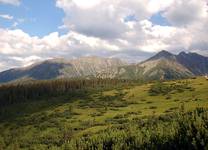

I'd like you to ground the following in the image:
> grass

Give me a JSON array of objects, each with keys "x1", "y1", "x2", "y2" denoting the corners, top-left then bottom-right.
[{"x1": 0, "y1": 77, "x2": 208, "y2": 149}]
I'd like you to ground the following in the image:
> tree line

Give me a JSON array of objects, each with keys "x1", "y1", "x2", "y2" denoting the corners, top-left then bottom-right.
[{"x1": 0, "y1": 78, "x2": 135, "y2": 106}]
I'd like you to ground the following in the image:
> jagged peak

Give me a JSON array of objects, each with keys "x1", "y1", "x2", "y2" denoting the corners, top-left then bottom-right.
[
  {"x1": 178, "y1": 51, "x2": 207, "y2": 58},
  {"x1": 157, "y1": 50, "x2": 174, "y2": 56},
  {"x1": 147, "y1": 50, "x2": 175, "y2": 61}
]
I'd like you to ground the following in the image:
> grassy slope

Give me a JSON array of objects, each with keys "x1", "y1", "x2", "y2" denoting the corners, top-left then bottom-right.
[{"x1": 0, "y1": 77, "x2": 208, "y2": 149}]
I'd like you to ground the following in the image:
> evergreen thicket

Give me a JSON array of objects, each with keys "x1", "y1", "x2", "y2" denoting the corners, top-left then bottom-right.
[
  {"x1": 0, "y1": 79, "x2": 134, "y2": 106},
  {"x1": 67, "y1": 108, "x2": 208, "y2": 150},
  {"x1": 1, "y1": 107, "x2": 208, "y2": 150}
]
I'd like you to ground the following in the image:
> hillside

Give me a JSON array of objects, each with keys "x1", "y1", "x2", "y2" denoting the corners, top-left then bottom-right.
[
  {"x1": 177, "y1": 52, "x2": 208, "y2": 75},
  {"x1": 0, "y1": 57, "x2": 126, "y2": 83},
  {"x1": 0, "y1": 77, "x2": 208, "y2": 149},
  {"x1": 115, "y1": 50, "x2": 204, "y2": 80},
  {"x1": 137, "y1": 50, "x2": 194, "y2": 80},
  {"x1": 1, "y1": 51, "x2": 208, "y2": 83}
]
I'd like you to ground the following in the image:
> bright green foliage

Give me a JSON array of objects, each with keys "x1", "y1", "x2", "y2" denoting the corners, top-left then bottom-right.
[
  {"x1": 149, "y1": 80, "x2": 194, "y2": 96},
  {"x1": 68, "y1": 108, "x2": 208, "y2": 150},
  {"x1": 0, "y1": 77, "x2": 208, "y2": 149}
]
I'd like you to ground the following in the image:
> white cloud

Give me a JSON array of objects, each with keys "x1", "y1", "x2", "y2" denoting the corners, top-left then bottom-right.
[
  {"x1": 161, "y1": 0, "x2": 208, "y2": 54},
  {"x1": 0, "y1": 0, "x2": 208, "y2": 71},
  {"x1": 0, "y1": 14, "x2": 13, "y2": 20},
  {"x1": 55, "y1": 0, "x2": 208, "y2": 54},
  {"x1": 56, "y1": 0, "x2": 151, "y2": 39},
  {"x1": 148, "y1": 0, "x2": 174, "y2": 14},
  {"x1": 0, "y1": 28, "x2": 122, "y2": 70},
  {"x1": 0, "y1": 0, "x2": 20, "y2": 5},
  {"x1": 163, "y1": 0, "x2": 208, "y2": 26},
  {"x1": 12, "y1": 22, "x2": 18, "y2": 27},
  {"x1": 72, "y1": 0, "x2": 103, "y2": 9},
  {"x1": 10, "y1": 56, "x2": 43, "y2": 67}
]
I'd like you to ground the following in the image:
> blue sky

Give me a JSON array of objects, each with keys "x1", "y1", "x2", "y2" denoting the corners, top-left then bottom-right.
[
  {"x1": 0, "y1": 0, "x2": 170, "y2": 37},
  {"x1": 0, "y1": 0, "x2": 65, "y2": 37},
  {"x1": 150, "y1": 12, "x2": 170, "y2": 26}
]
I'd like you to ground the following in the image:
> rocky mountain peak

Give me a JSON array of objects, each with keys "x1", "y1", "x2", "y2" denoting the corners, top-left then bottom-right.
[
  {"x1": 156, "y1": 50, "x2": 174, "y2": 57},
  {"x1": 0, "y1": 51, "x2": 208, "y2": 83},
  {"x1": 147, "y1": 50, "x2": 175, "y2": 61}
]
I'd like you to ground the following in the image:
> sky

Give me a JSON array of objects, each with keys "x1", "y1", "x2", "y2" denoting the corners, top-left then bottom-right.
[{"x1": 0, "y1": 0, "x2": 208, "y2": 71}]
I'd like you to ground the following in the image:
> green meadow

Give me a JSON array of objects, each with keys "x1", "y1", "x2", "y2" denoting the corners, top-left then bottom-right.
[{"x1": 0, "y1": 77, "x2": 208, "y2": 149}]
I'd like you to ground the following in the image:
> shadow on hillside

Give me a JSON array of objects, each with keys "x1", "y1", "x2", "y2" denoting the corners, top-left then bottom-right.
[{"x1": 0, "y1": 90, "x2": 93, "y2": 122}]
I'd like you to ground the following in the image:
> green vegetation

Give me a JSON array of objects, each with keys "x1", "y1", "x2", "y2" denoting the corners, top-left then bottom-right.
[
  {"x1": 0, "y1": 77, "x2": 208, "y2": 149},
  {"x1": 0, "y1": 79, "x2": 133, "y2": 106},
  {"x1": 149, "y1": 80, "x2": 194, "y2": 96},
  {"x1": 66, "y1": 107, "x2": 208, "y2": 150}
]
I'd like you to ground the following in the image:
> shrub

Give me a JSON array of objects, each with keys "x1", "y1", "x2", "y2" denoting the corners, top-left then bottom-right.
[
  {"x1": 149, "y1": 81, "x2": 193, "y2": 96},
  {"x1": 149, "y1": 82, "x2": 171, "y2": 96},
  {"x1": 149, "y1": 106, "x2": 157, "y2": 109},
  {"x1": 68, "y1": 108, "x2": 208, "y2": 150},
  {"x1": 166, "y1": 94, "x2": 172, "y2": 100}
]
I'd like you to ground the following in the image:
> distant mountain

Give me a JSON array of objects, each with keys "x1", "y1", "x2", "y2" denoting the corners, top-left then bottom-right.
[
  {"x1": 65, "y1": 56, "x2": 126, "y2": 78},
  {"x1": 147, "y1": 50, "x2": 176, "y2": 61},
  {"x1": 0, "y1": 56, "x2": 126, "y2": 83},
  {"x1": 0, "y1": 51, "x2": 208, "y2": 83},
  {"x1": 116, "y1": 50, "x2": 193, "y2": 80},
  {"x1": 176, "y1": 52, "x2": 208, "y2": 75},
  {"x1": 0, "y1": 61, "x2": 68, "y2": 83}
]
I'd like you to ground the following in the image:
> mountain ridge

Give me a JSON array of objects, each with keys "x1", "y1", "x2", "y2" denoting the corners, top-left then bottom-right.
[{"x1": 0, "y1": 51, "x2": 208, "y2": 83}]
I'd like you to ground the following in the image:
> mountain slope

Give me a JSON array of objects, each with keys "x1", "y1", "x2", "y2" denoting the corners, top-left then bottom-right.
[
  {"x1": 0, "y1": 56, "x2": 126, "y2": 83},
  {"x1": 177, "y1": 52, "x2": 208, "y2": 75},
  {"x1": 117, "y1": 50, "x2": 208, "y2": 80},
  {"x1": 0, "y1": 61, "x2": 70, "y2": 83},
  {"x1": 66, "y1": 56, "x2": 126, "y2": 78},
  {"x1": 0, "y1": 51, "x2": 208, "y2": 83},
  {"x1": 138, "y1": 51, "x2": 194, "y2": 80}
]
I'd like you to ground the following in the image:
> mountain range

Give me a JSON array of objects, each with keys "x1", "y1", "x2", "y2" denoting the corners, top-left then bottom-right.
[{"x1": 0, "y1": 50, "x2": 208, "y2": 83}]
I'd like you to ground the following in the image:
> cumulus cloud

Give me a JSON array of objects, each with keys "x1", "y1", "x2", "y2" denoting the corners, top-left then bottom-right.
[
  {"x1": 0, "y1": 0, "x2": 208, "y2": 71},
  {"x1": 148, "y1": 0, "x2": 174, "y2": 14},
  {"x1": 161, "y1": 0, "x2": 208, "y2": 53},
  {"x1": 0, "y1": 0, "x2": 20, "y2": 5},
  {"x1": 56, "y1": 0, "x2": 152, "y2": 39},
  {"x1": 55, "y1": 0, "x2": 208, "y2": 53},
  {"x1": 9, "y1": 56, "x2": 43, "y2": 67},
  {"x1": 163, "y1": 0, "x2": 208, "y2": 27},
  {"x1": 0, "y1": 28, "x2": 124, "y2": 70}
]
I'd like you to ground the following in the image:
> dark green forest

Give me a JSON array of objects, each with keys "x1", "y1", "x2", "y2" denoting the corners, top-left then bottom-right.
[{"x1": 0, "y1": 79, "x2": 134, "y2": 106}]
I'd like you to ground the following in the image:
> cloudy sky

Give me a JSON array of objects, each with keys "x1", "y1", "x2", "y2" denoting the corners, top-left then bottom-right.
[{"x1": 0, "y1": 0, "x2": 208, "y2": 71}]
